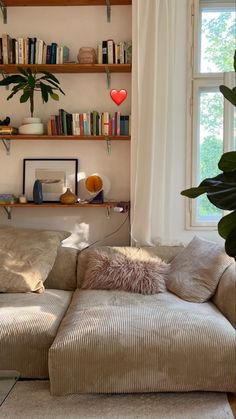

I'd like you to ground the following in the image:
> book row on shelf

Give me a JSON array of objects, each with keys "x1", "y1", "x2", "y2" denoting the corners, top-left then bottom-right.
[
  {"x1": 48, "y1": 110, "x2": 131, "y2": 136},
  {"x1": 0, "y1": 34, "x2": 70, "y2": 65},
  {"x1": 97, "y1": 40, "x2": 132, "y2": 64},
  {"x1": 0, "y1": 34, "x2": 132, "y2": 66}
]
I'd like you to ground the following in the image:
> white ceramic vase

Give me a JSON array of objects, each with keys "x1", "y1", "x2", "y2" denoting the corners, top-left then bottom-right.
[{"x1": 19, "y1": 117, "x2": 44, "y2": 135}]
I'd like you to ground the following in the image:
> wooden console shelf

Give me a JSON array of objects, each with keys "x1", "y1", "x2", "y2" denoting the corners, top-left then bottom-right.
[
  {"x1": 0, "y1": 135, "x2": 130, "y2": 141},
  {"x1": 5, "y1": 0, "x2": 131, "y2": 6},
  {"x1": 0, "y1": 201, "x2": 130, "y2": 219},
  {"x1": 0, "y1": 64, "x2": 131, "y2": 74},
  {"x1": 0, "y1": 202, "x2": 123, "y2": 208}
]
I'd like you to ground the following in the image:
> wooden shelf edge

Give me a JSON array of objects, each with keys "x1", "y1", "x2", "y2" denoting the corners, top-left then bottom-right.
[
  {"x1": 0, "y1": 64, "x2": 132, "y2": 74},
  {"x1": 0, "y1": 135, "x2": 130, "y2": 141},
  {"x1": 0, "y1": 202, "x2": 129, "y2": 208},
  {"x1": 5, "y1": 0, "x2": 132, "y2": 6}
]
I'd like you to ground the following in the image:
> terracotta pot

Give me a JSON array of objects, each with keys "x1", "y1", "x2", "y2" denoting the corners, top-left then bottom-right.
[{"x1": 60, "y1": 188, "x2": 77, "y2": 204}]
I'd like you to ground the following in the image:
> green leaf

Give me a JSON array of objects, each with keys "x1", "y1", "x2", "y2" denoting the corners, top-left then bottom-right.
[
  {"x1": 39, "y1": 82, "x2": 49, "y2": 102},
  {"x1": 0, "y1": 75, "x2": 26, "y2": 86},
  {"x1": 40, "y1": 71, "x2": 59, "y2": 84},
  {"x1": 218, "y1": 151, "x2": 236, "y2": 172},
  {"x1": 27, "y1": 73, "x2": 36, "y2": 88},
  {"x1": 225, "y1": 226, "x2": 236, "y2": 259},
  {"x1": 27, "y1": 67, "x2": 33, "y2": 76},
  {"x1": 17, "y1": 67, "x2": 29, "y2": 77},
  {"x1": 219, "y1": 85, "x2": 236, "y2": 106},
  {"x1": 20, "y1": 90, "x2": 31, "y2": 103},
  {"x1": 218, "y1": 210, "x2": 236, "y2": 239},
  {"x1": 40, "y1": 77, "x2": 65, "y2": 95},
  {"x1": 49, "y1": 92, "x2": 59, "y2": 100},
  {"x1": 181, "y1": 186, "x2": 209, "y2": 198}
]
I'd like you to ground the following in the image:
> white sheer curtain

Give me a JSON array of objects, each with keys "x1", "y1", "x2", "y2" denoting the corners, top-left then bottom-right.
[{"x1": 131, "y1": 0, "x2": 188, "y2": 246}]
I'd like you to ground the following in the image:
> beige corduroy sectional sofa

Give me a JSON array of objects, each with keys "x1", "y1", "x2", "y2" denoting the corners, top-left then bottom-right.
[{"x1": 0, "y1": 235, "x2": 235, "y2": 396}]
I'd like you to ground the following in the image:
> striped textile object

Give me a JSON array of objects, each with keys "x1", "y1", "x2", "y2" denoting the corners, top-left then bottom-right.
[
  {"x1": 49, "y1": 289, "x2": 236, "y2": 395},
  {"x1": 0, "y1": 289, "x2": 73, "y2": 378}
]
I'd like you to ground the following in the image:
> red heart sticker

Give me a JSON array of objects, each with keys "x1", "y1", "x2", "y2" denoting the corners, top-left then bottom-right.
[{"x1": 110, "y1": 89, "x2": 127, "y2": 106}]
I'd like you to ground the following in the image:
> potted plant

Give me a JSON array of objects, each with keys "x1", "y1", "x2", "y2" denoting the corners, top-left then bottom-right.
[
  {"x1": 181, "y1": 50, "x2": 236, "y2": 259},
  {"x1": 0, "y1": 67, "x2": 65, "y2": 134}
]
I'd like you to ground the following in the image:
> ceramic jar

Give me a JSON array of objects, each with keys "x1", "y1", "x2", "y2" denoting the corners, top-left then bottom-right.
[{"x1": 60, "y1": 188, "x2": 77, "y2": 204}]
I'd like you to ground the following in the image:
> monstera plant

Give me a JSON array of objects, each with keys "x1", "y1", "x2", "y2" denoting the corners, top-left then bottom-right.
[{"x1": 181, "y1": 50, "x2": 236, "y2": 259}]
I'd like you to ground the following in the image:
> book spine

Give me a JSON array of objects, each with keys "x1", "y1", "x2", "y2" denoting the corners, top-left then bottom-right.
[
  {"x1": 2, "y1": 34, "x2": 9, "y2": 64},
  {"x1": 79, "y1": 114, "x2": 84, "y2": 136},
  {"x1": 47, "y1": 119, "x2": 52, "y2": 135},
  {"x1": 92, "y1": 111, "x2": 97, "y2": 135},
  {"x1": 102, "y1": 112, "x2": 109, "y2": 136},
  {"x1": 102, "y1": 40, "x2": 108, "y2": 64},
  {"x1": 83, "y1": 112, "x2": 87, "y2": 135},
  {"x1": 46, "y1": 44, "x2": 51, "y2": 64},
  {"x1": 63, "y1": 46, "x2": 69, "y2": 63},
  {"x1": 66, "y1": 113, "x2": 73, "y2": 135},
  {"x1": 11, "y1": 38, "x2": 16, "y2": 64},
  {"x1": 119, "y1": 41, "x2": 125, "y2": 64},
  {"x1": 37, "y1": 39, "x2": 44, "y2": 64},
  {"x1": 51, "y1": 42, "x2": 57, "y2": 64},
  {"x1": 72, "y1": 113, "x2": 80, "y2": 135},
  {"x1": 62, "y1": 110, "x2": 68, "y2": 135},
  {"x1": 97, "y1": 42, "x2": 103, "y2": 64},
  {"x1": 18, "y1": 37, "x2": 24, "y2": 65},
  {"x1": 107, "y1": 39, "x2": 114, "y2": 64},
  {"x1": 128, "y1": 114, "x2": 131, "y2": 135},
  {"x1": 0, "y1": 38, "x2": 3, "y2": 64},
  {"x1": 116, "y1": 111, "x2": 121, "y2": 135},
  {"x1": 120, "y1": 115, "x2": 125, "y2": 135},
  {"x1": 112, "y1": 116, "x2": 115, "y2": 136}
]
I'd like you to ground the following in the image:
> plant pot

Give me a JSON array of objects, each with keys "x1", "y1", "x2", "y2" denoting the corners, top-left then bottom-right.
[{"x1": 19, "y1": 117, "x2": 44, "y2": 135}]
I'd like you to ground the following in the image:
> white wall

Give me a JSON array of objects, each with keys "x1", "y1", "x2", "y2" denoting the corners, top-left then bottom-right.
[{"x1": 0, "y1": 5, "x2": 132, "y2": 248}]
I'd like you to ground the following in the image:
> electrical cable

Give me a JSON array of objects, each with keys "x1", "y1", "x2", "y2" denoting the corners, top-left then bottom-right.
[{"x1": 79, "y1": 212, "x2": 130, "y2": 254}]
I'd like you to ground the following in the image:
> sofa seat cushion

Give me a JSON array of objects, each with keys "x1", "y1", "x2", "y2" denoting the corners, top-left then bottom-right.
[
  {"x1": 49, "y1": 289, "x2": 236, "y2": 395},
  {"x1": 0, "y1": 289, "x2": 73, "y2": 378}
]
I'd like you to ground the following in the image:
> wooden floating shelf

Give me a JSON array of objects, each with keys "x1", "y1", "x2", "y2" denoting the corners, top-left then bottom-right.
[
  {"x1": 5, "y1": 0, "x2": 131, "y2": 6},
  {"x1": 0, "y1": 202, "x2": 127, "y2": 208},
  {"x1": 0, "y1": 135, "x2": 130, "y2": 141},
  {"x1": 0, "y1": 64, "x2": 131, "y2": 74}
]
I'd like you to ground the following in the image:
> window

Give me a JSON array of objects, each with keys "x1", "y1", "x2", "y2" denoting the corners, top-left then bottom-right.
[{"x1": 187, "y1": 0, "x2": 236, "y2": 228}]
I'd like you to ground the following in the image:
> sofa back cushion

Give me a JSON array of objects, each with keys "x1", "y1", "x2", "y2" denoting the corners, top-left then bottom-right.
[
  {"x1": 45, "y1": 246, "x2": 78, "y2": 291},
  {"x1": 212, "y1": 262, "x2": 236, "y2": 328},
  {"x1": 0, "y1": 226, "x2": 70, "y2": 293},
  {"x1": 77, "y1": 245, "x2": 183, "y2": 288},
  {"x1": 166, "y1": 236, "x2": 233, "y2": 303}
]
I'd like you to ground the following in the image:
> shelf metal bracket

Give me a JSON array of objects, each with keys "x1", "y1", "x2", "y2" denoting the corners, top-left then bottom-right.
[
  {"x1": 1, "y1": 138, "x2": 11, "y2": 155},
  {"x1": 3, "y1": 206, "x2": 12, "y2": 220},
  {"x1": 105, "y1": 0, "x2": 111, "y2": 22},
  {"x1": 106, "y1": 206, "x2": 111, "y2": 218},
  {"x1": 105, "y1": 136, "x2": 111, "y2": 155},
  {"x1": 105, "y1": 66, "x2": 111, "y2": 90},
  {"x1": 0, "y1": 0, "x2": 7, "y2": 24}
]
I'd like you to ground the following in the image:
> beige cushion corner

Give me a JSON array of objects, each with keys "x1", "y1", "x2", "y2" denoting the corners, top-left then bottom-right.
[
  {"x1": 166, "y1": 236, "x2": 233, "y2": 303},
  {"x1": 0, "y1": 226, "x2": 70, "y2": 293},
  {"x1": 45, "y1": 246, "x2": 78, "y2": 291},
  {"x1": 212, "y1": 262, "x2": 236, "y2": 329}
]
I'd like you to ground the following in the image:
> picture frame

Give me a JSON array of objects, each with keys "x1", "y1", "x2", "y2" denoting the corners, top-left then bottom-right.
[{"x1": 23, "y1": 158, "x2": 78, "y2": 202}]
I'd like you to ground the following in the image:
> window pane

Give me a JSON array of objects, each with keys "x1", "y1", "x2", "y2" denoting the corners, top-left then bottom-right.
[
  {"x1": 200, "y1": 4, "x2": 236, "y2": 73},
  {"x1": 196, "y1": 88, "x2": 224, "y2": 222}
]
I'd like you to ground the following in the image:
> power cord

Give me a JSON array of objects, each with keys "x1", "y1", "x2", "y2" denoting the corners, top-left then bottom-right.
[{"x1": 79, "y1": 212, "x2": 130, "y2": 254}]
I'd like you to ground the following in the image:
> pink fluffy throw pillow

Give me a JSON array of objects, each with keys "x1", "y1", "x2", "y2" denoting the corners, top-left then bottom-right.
[{"x1": 81, "y1": 250, "x2": 170, "y2": 295}]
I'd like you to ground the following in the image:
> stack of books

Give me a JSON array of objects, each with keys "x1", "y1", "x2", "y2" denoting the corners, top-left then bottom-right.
[
  {"x1": 47, "y1": 110, "x2": 131, "y2": 136},
  {"x1": 0, "y1": 126, "x2": 18, "y2": 135},
  {"x1": 97, "y1": 40, "x2": 132, "y2": 64},
  {"x1": 0, "y1": 194, "x2": 16, "y2": 204},
  {"x1": 0, "y1": 34, "x2": 70, "y2": 65}
]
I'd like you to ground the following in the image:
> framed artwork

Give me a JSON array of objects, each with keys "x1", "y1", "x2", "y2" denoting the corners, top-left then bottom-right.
[{"x1": 23, "y1": 158, "x2": 78, "y2": 202}]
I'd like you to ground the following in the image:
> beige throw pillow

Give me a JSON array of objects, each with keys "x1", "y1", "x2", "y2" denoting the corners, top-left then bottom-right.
[
  {"x1": 0, "y1": 226, "x2": 70, "y2": 293},
  {"x1": 166, "y1": 236, "x2": 233, "y2": 303}
]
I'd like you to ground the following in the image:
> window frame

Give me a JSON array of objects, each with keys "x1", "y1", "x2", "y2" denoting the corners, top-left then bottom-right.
[{"x1": 186, "y1": 0, "x2": 235, "y2": 230}]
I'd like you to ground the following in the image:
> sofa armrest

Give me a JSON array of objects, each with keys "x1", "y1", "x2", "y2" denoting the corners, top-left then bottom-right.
[{"x1": 212, "y1": 262, "x2": 236, "y2": 329}]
